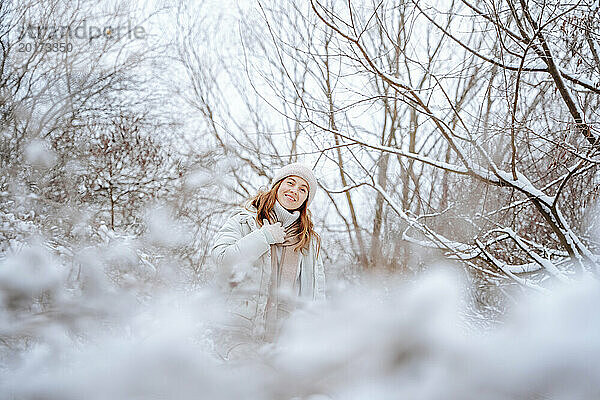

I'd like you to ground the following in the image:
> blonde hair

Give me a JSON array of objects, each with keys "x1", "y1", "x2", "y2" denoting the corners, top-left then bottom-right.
[{"x1": 246, "y1": 180, "x2": 320, "y2": 255}]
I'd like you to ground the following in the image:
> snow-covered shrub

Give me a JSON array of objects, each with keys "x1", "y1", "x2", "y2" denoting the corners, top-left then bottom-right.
[{"x1": 1, "y1": 263, "x2": 598, "y2": 400}]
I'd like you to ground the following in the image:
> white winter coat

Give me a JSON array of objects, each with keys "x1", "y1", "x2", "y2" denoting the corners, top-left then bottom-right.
[{"x1": 211, "y1": 207, "x2": 326, "y2": 337}]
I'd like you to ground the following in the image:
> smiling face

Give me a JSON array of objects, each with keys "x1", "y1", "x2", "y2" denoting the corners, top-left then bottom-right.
[{"x1": 276, "y1": 175, "x2": 309, "y2": 211}]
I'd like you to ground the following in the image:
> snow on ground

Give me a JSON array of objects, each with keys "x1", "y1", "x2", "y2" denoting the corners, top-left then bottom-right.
[{"x1": 1, "y1": 243, "x2": 599, "y2": 400}]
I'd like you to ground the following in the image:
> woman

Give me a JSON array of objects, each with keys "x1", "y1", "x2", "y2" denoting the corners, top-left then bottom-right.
[{"x1": 212, "y1": 163, "x2": 325, "y2": 345}]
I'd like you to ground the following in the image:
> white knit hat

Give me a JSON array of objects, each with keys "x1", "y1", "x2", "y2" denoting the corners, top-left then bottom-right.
[{"x1": 270, "y1": 162, "x2": 317, "y2": 207}]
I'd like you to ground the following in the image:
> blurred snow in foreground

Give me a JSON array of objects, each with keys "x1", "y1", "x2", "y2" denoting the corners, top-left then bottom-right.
[{"x1": 0, "y1": 245, "x2": 599, "y2": 400}]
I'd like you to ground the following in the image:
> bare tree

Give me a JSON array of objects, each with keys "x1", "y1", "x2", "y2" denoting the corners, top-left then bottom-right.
[{"x1": 298, "y1": 0, "x2": 599, "y2": 293}]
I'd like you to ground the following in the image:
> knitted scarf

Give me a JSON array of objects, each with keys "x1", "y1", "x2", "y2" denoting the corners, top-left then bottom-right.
[{"x1": 264, "y1": 201, "x2": 303, "y2": 340}]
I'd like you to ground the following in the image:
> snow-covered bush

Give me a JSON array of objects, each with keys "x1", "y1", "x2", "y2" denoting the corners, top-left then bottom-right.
[{"x1": 2, "y1": 256, "x2": 598, "y2": 400}]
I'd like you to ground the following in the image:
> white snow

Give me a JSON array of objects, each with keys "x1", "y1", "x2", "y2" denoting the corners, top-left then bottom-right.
[
  {"x1": 2, "y1": 249, "x2": 600, "y2": 399},
  {"x1": 24, "y1": 140, "x2": 57, "y2": 169}
]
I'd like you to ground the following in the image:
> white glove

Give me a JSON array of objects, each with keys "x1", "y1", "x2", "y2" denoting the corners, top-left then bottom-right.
[{"x1": 261, "y1": 219, "x2": 285, "y2": 244}]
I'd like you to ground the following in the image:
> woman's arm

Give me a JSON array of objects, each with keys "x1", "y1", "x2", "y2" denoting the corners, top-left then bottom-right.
[
  {"x1": 211, "y1": 212, "x2": 271, "y2": 268},
  {"x1": 314, "y1": 242, "x2": 326, "y2": 300}
]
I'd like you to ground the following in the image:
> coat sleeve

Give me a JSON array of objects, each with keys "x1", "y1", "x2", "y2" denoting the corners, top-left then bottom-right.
[
  {"x1": 314, "y1": 241, "x2": 327, "y2": 300},
  {"x1": 211, "y1": 211, "x2": 271, "y2": 270}
]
